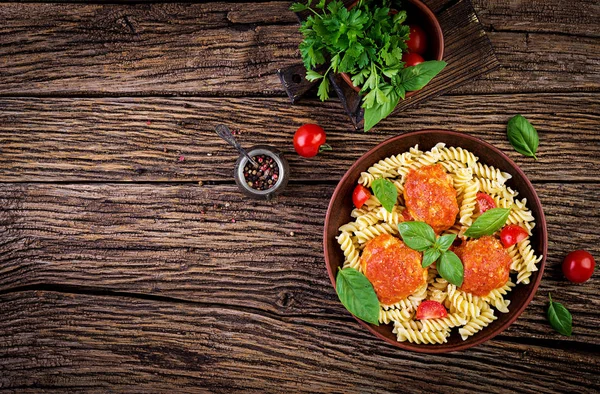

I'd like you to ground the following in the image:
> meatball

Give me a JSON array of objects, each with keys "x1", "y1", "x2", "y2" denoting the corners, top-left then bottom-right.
[
  {"x1": 403, "y1": 164, "x2": 459, "y2": 233},
  {"x1": 454, "y1": 236, "x2": 512, "y2": 297},
  {"x1": 361, "y1": 234, "x2": 427, "y2": 305}
]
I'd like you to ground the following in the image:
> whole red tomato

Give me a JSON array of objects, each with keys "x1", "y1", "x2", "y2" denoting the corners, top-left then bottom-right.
[
  {"x1": 293, "y1": 124, "x2": 331, "y2": 158},
  {"x1": 562, "y1": 250, "x2": 595, "y2": 283},
  {"x1": 406, "y1": 25, "x2": 428, "y2": 55},
  {"x1": 352, "y1": 185, "x2": 371, "y2": 209},
  {"x1": 402, "y1": 52, "x2": 424, "y2": 67}
]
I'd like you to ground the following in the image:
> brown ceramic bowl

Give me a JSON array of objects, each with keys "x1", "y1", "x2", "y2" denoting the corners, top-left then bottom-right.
[
  {"x1": 323, "y1": 130, "x2": 547, "y2": 353},
  {"x1": 339, "y1": 0, "x2": 444, "y2": 97}
]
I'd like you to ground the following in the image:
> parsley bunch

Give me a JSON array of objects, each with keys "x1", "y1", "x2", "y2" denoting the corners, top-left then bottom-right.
[{"x1": 291, "y1": 0, "x2": 447, "y2": 131}]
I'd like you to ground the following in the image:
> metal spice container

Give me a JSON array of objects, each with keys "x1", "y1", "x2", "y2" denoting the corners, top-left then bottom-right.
[{"x1": 234, "y1": 145, "x2": 289, "y2": 200}]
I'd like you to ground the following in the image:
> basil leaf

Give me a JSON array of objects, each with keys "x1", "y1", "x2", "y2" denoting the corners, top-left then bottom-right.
[
  {"x1": 547, "y1": 294, "x2": 572, "y2": 336},
  {"x1": 400, "y1": 60, "x2": 447, "y2": 92},
  {"x1": 371, "y1": 178, "x2": 397, "y2": 213},
  {"x1": 438, "y1": 251, "x2": 464, "y2": 286},
  {"x1": 363, "y1": 91, "x2": 400, "y2": 132},
  {"x1": 422, "y1": 248, "x2": 441, "y2": 268},
  {"x1": 507, "y1": 115, "x2": 539, "y2": 160},
  {"x1": 336, "y1": 268, "x2": 380, "y2": 325},
  {"x1": 397, "y1": 221, "x2": 436, "y2": 252},
  {"x1": 436, "y1": 234, "x2": 456, "y2": 252},
  {"x1": 464, "y1": 208, "x2": 510, "y2": 238}
]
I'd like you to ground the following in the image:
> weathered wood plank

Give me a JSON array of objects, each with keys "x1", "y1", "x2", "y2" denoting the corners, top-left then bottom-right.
[
  {"x1": 0, "y1": 2, "x2": 598, "y2": 96},
  {"x1": 0, "y1": 94, "x2": 598, "y2": 182},
  {"x1": 0, "y1": 183, "x2": 598, "y2": 345},
  {"x1": 0, "y1": 290, "x2": 598, "y2": 393}
]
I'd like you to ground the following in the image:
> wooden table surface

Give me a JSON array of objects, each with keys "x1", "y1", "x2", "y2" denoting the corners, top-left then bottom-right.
[{"x1": 1, "y1": 0, "x2": 599, "y2": 392}]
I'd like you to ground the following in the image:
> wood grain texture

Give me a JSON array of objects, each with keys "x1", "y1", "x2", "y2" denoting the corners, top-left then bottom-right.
[
  {"x1": 0, "y1": 94, "x2": 598, "y2": 182},
  {"x1": 0, "y1": 2, "x2": 598, "y2": 96},
  {"x1": 0, "y1": 290, "x2": 599, "y2": 393},
  {"x1": 0, "y1": 183, "x2": 598, "y2": 347}
]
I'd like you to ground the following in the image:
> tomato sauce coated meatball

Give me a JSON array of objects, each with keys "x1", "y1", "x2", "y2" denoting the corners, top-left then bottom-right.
[
  {"x1": 361, "y1": 234, "x2": 427, "y2": 305},
  {"x1": 403, "y1": 164, "x2": 459, "y2": 233},
  {"x1": 454, "y1": 236, "x2": 512, "y2": 297}
]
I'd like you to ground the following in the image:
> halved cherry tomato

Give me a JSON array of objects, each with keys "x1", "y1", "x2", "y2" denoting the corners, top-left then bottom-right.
[
  {"x1": 406, "y1": 25, "x2": 428, "y2": 55},
  {"x1": 416, "y1": 300, "x2": 448, "y2": 320},
  {"x1": 293, "y1": 124, "x2": 331, "y2": 158},
  {"x1": 476, "y1": 192, "x2": 496, "y2": 213},
  {"x1": 402, "y1": 52, "x2": 424, "y2": 67},
  {"x1": 562, "y1": 250, "x2": 595, "y2": 283},
  {"x1": 352, "y1": 184, "x2": 371, "y2": 209},
  {"x1": 500, "y1": 224, "x2": 529, "y2": 248}
]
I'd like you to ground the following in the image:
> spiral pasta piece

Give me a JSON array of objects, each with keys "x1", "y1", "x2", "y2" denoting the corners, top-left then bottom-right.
[
  {"x1": 351, "y1": 208, "x2": 370, "y2": 218},
  {"x1": 382, "y1": 299, "x2": 415, "y2": 312},
  {"x1": 355, "y1": 223, "x2": 398, "y2": 244},
  {"x1": 356, "y1": 212, "x2": 381, "y2": 229},
  {"x1": 394, "y1": 319, "x2": 423, "y2": 331},
  {"x1": 375, "y1": 206, "x2": 404, "y2": 226},
  {"x1": 448, "y1": 285, "x2": 484, "y2": 318},
  {"x1": 439, "y1": 146, "x2": 478, "y2": 165},
  {"x1": 452, "y1": 167, "x2": 473, "y2": 190},
  {"x1": 470, "y1": 161, "x2": 512, "y2": 185},
  {"x1": 458, "y1": 180, "x2": 479, "y2": 226},
  {"x1": 358, "y1": 172, "x2": 375, "y2": 187},
  {"x1": 338, "y1": 222, "x2": 361, "y2": 233},
  {"x1": 420, "y1": 313, "x2": 468, "y2": 332},
  {"x1": 393, "y1": 324, "x2": 449, "y2": 344},
  {"x1": 379, "y1": 307, "x2": 413, "y2": 324},
  {"x1": 337, "y1": 232, "x2": 361, "y2": 270},
  {"x1": 439, "y1": 159, "x2": 467, "y2": 173},
  {"x1": 459, "y1": 308, "x2": 497, "y2": 340},
  {"x1": 408, "y1": 284, "x2": 428, "y2": 309}
]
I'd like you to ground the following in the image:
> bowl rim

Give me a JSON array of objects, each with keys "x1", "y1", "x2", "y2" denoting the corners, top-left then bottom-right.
[
  {"x1": 339, "y1": 0, "x2": 445, "y2": 94},
  {"x1": 323, "y1": 129, "x2": 548, "y2": 353}
]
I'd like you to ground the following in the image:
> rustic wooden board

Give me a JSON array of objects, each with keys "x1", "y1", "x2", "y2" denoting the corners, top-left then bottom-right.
[
  {"x1": 0, "y1": 2, "x2": 598, "y2": 96},
  {"x1": 0, "y1": 183, "x2": 598, "y2": 346},
  {"x1": 0, "y1": 290, "x2": 599, "y2": 393},
  {"x1": 0, "y1": 94, "x2": 598, "y2": 182}
]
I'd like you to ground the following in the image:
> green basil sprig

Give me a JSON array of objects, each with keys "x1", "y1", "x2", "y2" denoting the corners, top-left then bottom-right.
[
  {"x1": 463, "y1": 208, "x2": 510, "y2": 238},
  {"x1": 336, "y1": 268, "x2": 380, "y2": 325},
  {"x1": 507, "y1": 114, "x2": 539, "y2": 160},
  {"x1": 398, "y1": 221, "x2": 463, "y2": 286},
  {"x1": 547, "y1": 294, "x2": 572, "y2": 336},
  {"x1": 371, "y1": 178, "x2": 397, "y2": 213},
  {"x1": 400, "y1": 61, "x2": 447, "y2": 91}
]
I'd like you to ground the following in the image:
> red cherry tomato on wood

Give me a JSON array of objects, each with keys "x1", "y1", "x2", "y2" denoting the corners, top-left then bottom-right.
[
  {"x1": 352, "y1": 184, "x2": 371, "y2": 209},
  {"x1": 402, "y1": 52, "x2": 424, "y2": 67},
  {"x1": 293, "y1": 124, "x2": 331, "y2": 158},
  {"x1": 416, "y1": 300, "x2": 448, "y2": 320},
  {"x1": 500, "y1": 224, "x2": 529, "y2": 248},
  {"x1": 406, "y1": 25, "x2": 428, "y2": 55},
  {"x1": 476, "y1": 192, "x2": 497, "y2": 214},
  {"x1": 562, "y1": 250, "x2": 595, "y2": 283}
]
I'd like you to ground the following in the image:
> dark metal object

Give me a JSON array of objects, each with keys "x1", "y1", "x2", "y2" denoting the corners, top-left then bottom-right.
[{"x1": 215, "y1": 124, "x2": 258, "y2": 167}]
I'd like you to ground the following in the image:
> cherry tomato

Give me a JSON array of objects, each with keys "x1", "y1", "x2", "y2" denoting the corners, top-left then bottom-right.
[
  {"x1": 293, "y1": 124, "x2": 331, "y2": 158},
  {"x1": 401, "y1": 209, "x2": 413, "y2": 222},
  {"x1": 402, "y1": 52, "x2": 424, "y2": 67},
  {"x1": 562, "y1": 250, "x2": 595, "y2": 283},
  {"x1": 416, "y1": 300, "x2": 448, "y2": 320},
  {"x1": 406, "y1": 25, "x2": 428, "y2": 55},
  {"x1": 352, "y1": 185, "x2": 371, "y2": 209},
  {"x1": 476, "y1": 192, "x2": 496, "y2": 213},
  {"x1": 500, "y1": 224, "x2": 529, "y2": 248}
]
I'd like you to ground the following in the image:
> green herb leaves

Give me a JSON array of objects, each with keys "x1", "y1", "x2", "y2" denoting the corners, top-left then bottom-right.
[
  {"x1": 507, "y1": 115, "x2": 539, "y2": 160},
  {"x1": 463, "y1": 208, "x2": 510, "y2": 238},
  {"x1": 547, "y1": 294, "x2": 572, "y2": 336},
  {"x1": 398, "y1": 221, "x2": 463, "y2": 286},
  {"x1": 292, "y1": 0, "x2": 446, "y2": 132},
  {"x1": 371, "y1": 178, "x2": 397, "y2": 213},
  {"x1": 336, "y1": 268, "x2": 380, "y2": 325},
  {"x1": 400, "y1": 61, "x2": 447, "y2": 91}
]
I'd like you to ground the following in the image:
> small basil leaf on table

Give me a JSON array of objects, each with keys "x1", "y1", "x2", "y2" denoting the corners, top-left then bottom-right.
[
  {"x1": 400, "y1": 61, "x2": 447, "y2": 91},
  {"x1": 398, "y1": 221, "x2": 436, "y2": 251},
  {"x1": 463, "y1": 208, "x2": 511, "y2": 238},
  {"x1": 507, "y1": 114, "x2": 539, "y2": 159},
  {"x1": 547, "y1": 294, "x2": 573, "y2": 336},
  {"x1": 438, "y1": 251, "x2": 464, "y2": 286},
  {"x1": 436, "y1": 234, "x2": 457, "y2": 252},
  {"x1": 422, "y1": 248, "x2": 441, "y2": 268},
  {"x1": 336, "y1": 268, "x2": 380, "y2": 326},
  {"x1": 371, "y1": 178, "x2": 397, "y2": 213}
]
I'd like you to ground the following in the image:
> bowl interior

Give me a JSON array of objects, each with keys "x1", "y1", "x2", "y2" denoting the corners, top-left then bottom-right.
[{"x1": 324, "y1": 130, "x2": 547, "y2": 353}]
